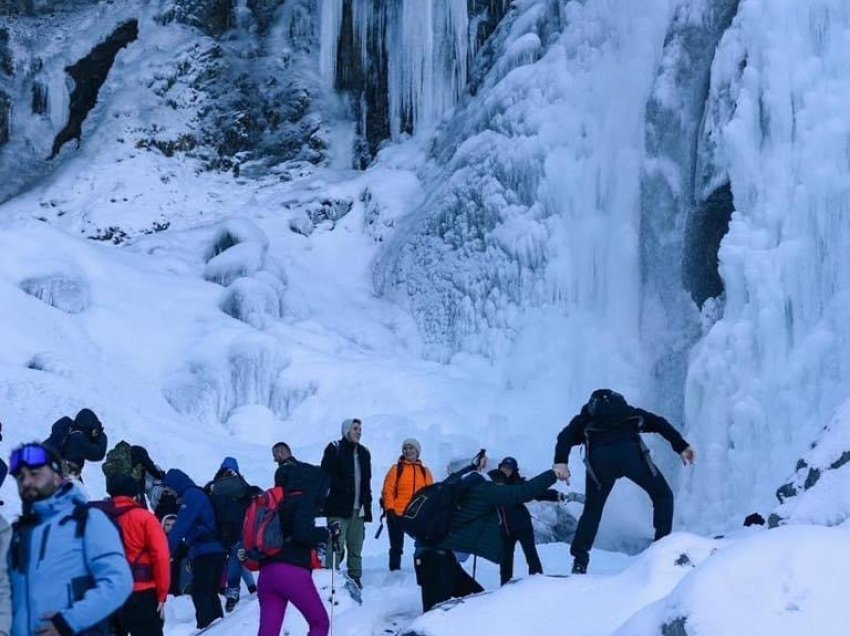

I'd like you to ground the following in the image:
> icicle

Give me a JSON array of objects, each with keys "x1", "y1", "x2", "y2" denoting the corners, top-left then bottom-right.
[
  {"x1": 319, "y1": 0, "x2": 344, "y2": 87},
  {"x1": 320, "y1": 0, "x2": 469, "y2": 139}
]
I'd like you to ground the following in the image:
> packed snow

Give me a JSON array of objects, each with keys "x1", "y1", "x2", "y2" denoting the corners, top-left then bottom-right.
[{"x1": 2, "y1": 0, "x2": 850, "y2": 634}]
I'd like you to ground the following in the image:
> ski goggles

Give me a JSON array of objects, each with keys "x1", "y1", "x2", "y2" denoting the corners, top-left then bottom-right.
[{"x1": 8, "y1": 443, "x2": 62, "y2": 477}]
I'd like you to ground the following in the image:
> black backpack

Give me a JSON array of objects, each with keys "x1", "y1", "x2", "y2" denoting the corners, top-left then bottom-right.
[
  {"x1": 208, "y1": 474, "x2": 252, "y2": 546},
  {"x1": 73, "y1": 499, "x2": 154, "y2": 583},
  {"x1": 586, "y1": 389, "x2": 639, "y2": 431},
  {"x1": 400, "y1": 466, "x2": 474, "y2": 544}
]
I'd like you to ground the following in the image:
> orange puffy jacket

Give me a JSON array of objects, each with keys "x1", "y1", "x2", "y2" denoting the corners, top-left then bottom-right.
[
  {"x1": 381, "y1": 459, "x2": 434, "y2": 515},
  {"x1": 112, "y1": 496, "x2": 172, "y2": 602}
]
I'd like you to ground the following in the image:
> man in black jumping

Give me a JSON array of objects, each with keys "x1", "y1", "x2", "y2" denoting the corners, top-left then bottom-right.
[{"x1": 553, "y1": 389, "x2": 695, "y2": 574}]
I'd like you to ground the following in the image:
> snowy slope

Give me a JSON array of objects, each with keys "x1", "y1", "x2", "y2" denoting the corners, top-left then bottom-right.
[{"x1": 2, "y1": 0, "x2": 850, "y2": 633}]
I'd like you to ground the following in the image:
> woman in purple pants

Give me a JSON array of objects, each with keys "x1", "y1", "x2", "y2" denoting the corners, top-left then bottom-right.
[{"x1": 257, "y1": 467, "x2": 338, "y2": 636}]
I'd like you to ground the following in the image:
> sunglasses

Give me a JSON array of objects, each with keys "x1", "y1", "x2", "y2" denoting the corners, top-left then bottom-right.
[{"x1": 9, "y1": 444, "x2": 58, "y2": 476}]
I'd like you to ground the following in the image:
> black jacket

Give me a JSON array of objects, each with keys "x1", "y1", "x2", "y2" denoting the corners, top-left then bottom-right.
[
  {"x1": 435, "y1": 470, "x2": 557, "y2": 563},
  {"x1": 266, "y1": 491, "x2": 329, "y2": 570},
  {"x1": 553, "y1": 403, "x2": 689, "y2": 464},
  {"x1": 488, "y1": 469, "x2": 559, "y2": 534},
  {"x1": 321, "y1": 438, "x2": 372, "y2": 521},
  {"x1": 267, "y1": 460, "x2": 330, "y2": 569},
  {"x1": 43, "y1": 410, "x2": 107, "y2": 470}
]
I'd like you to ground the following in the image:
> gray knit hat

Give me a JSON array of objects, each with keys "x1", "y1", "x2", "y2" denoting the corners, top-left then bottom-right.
[{"x1": 402, "y1": 438, "x2": 421, "y2": 457}]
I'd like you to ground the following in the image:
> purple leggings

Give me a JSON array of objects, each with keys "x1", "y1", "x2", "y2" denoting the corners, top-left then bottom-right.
[{"x1": 257, "y1": 562, "x2": 329, "y2": 636}]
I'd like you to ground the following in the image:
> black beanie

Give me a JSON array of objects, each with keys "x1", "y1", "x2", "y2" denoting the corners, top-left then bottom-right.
[
  {"x1": 74, "y1": 408, "x2": 103, "y2": 432},
  {"x1": 107, "y1": 474, "x2": 139, "y2": 498}
]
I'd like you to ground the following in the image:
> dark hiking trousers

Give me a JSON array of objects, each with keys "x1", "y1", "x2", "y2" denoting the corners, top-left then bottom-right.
[
  {"x1": 500, "y1": 527, "x2": 542, "y2": 585},
  {"x1": 571, "y1": 441, "x2": 674, "y2": 566},
  {"x1": 387, "y1": 512, "x2": 405, "y2": 571},
  {"x1": 414, "y1": 549, "x2": 484, "y2": 612},
  {"x1": 115, "y1": 589, "x2": 163, "y2": 636},
  {"x1": 191, "y1": 552, "x2": 226, "y2": 628}
]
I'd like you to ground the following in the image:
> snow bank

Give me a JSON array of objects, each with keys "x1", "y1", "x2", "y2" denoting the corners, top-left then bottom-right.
[{"x1": 619, "y1": 526, "x2": 850, "y2": 636}]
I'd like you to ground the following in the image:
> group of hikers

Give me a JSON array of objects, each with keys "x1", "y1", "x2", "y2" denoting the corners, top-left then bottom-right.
[{"x1": 0, "y1": 388, "x2": 696, "y2": 636}]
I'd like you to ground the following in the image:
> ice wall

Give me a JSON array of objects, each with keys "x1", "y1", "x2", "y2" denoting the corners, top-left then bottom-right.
[
  {"x1": 319, "y1": 0, "x2": 469, "y2": 151},
  {"x1": 377, "y1": 0, "x2": 675, "y2": 377},
  {"x1": 679, "y1": 0, "x2": 850, "y2": 530},
  {"x1": 639, "y1": 0, "x2": 740, "y2": 432}
]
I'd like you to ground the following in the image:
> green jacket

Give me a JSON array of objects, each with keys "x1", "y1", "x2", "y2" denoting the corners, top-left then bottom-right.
[{"x1": 436, "y1": 470, "x2": 557, "y2": 563}]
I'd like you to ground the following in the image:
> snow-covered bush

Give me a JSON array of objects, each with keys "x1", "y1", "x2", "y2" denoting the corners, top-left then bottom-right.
[
  {"x1": 204, "y1": 241, "x2": 267, "y2": 286},
  {"x1": 205, "y1": 218, "x2": 270, "y2": 263},
  {"x1": 219, "y1": 275, "x2": 285, "y2": 328},
  {"x1": 163, "y1": 332, "x2": 291, "y2": 426},
  {"x1": 19, "y1": 271, "x2": 90, "y2": 313}
]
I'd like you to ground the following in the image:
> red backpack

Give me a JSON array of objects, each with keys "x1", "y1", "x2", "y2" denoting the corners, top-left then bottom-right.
[{"x1": 242, "y1": 486, "x2": 286, "y2": 571}]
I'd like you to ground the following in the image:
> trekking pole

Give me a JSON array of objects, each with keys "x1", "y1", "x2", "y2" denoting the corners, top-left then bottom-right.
[
  {"x1": 472, "y1": 554, "x2": 478, "y2": 581},
  {"x1": 330, "y1": 547, "x2": 336, "y2": 636}
]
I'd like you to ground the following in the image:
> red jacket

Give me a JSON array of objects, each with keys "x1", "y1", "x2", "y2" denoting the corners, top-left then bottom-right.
[{"x1": 112, "y1": 496, "x2": 171, "y2": 602}]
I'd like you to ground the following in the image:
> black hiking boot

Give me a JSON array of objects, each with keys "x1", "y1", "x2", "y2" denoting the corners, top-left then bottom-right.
[
  {"x1": 571, "y1": 559, "x2": 588, "y2": 575},
  {"x1": 247, "y1": 584, "x2": 257, "y2": 595},
  {"x1": 225, "y1": 597, "x2": 238, "y2": 613}
]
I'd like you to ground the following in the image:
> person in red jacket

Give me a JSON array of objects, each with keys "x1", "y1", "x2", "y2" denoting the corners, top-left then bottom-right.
[{"x1": 106, "y1": 475, "x2": 171, "y2": 636}]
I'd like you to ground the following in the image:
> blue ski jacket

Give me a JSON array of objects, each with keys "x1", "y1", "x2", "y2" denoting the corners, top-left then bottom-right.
[
  {"x1": 8, "y1": 481, "x2": 132, "y2": 636},
  {"x1": 164, "y1": 469, "x2": 224, "y2": 560}
]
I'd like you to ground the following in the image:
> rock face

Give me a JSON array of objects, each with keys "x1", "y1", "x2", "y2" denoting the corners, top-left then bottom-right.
[
  {"x1": 0, "y1": 0, "x2": 325, "y2": 202},
  {"x1": 50, "y1": 19, "x2": 139, "y2": 158}
]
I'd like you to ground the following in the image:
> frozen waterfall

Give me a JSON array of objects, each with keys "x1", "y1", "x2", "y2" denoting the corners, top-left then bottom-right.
[{"x1": 320, "y1": 0, "x2": 469, "y2": 139}]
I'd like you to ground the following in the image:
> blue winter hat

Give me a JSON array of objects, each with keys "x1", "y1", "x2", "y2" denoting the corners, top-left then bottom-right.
[
  {"x1": 498, "y1": 456, "x2": 519, "y2": 472},
  {"x1": 220, "y1": 456, "x2": 239, "y2": 473}
]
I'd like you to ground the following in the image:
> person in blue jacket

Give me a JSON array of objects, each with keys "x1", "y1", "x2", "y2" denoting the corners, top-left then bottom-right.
[
  {"x1": 164, "y1": 468, "x2": 225, "y2": 629},
  {"x1": 7, "y1": 442, "x2": 132, "y2": 636}
]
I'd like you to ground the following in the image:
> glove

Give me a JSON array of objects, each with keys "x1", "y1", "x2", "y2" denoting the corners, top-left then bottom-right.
[
  {"x1": 236, "y1": 548, "x2": 247, "y2": 562},
  {"x1": 329, "y1": 521, "x2": 342, "y2": 539}
]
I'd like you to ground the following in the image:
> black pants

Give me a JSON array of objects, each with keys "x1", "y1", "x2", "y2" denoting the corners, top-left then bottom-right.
[
  {"x1": 571, "y1": 442, "x2": 674, "y2": 566},
  {"x1": 414, "y1": 550, "x2": 484, "y2": 612},
  {"x1": 190, "y1": 552, "x2": 226, "y2": 629},
  {"x1": 500, "y1": 527, "x2": 542, "y2": 585},
  {"x1": 115, "y1": 589, "x2": 163, "y2": 636},
  {"x1": 387, "y1": 512, "x2": 405, "y2": 571}
]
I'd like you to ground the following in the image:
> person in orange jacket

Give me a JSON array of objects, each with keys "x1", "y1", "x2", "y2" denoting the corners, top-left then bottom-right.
[
  {"x1": 381, "y1": 438, "x2": 434, "y2": 571},
  {"x1": 106, "y1": 475, "x2": 172, "y2": 636}
]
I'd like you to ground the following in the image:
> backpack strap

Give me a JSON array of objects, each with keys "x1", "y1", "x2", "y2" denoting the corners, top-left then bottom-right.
[{"x1": 393, "y1": 460, "x2": 405, "y2": 499}]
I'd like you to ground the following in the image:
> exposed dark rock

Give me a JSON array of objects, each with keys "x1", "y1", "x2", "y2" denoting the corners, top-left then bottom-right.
[
  {"x1": 662, "y1": 617, "x2": 688, "y2": 636},
  {"x1": 803, "y1": 466, "x2": 821, "y2": 490},
  {"x1": 683, "y1": 182, "x2": 734, "y2": 308},
  {"x1": 775, "y1": 481, "x2": 797, "y2": 503},
  {"x1": 0, "y1": 27, "x2": 12, "y2": 75},
  {"x1": 31, "y1": 81, "x2": 48, "y2": 114},
  {"x1": 334, "y1": 0, "x2": 389, "y2": 166},
  {"x1": 468, "y1": 0, "x2": 512, "y2": 51},
  {"x1": 674, "y1": 553, "x2": 693, "y2": 567},
  {"x1": 168, "y1": 0, "x2": 234, "y2": 37},
  {"x1": 830, "y1": 450, "x2": 850, "y2": 471},
  {"x1": 49, "y1": 19, "x2": 139, "y2": 158},
  {"x1": 0, "y1": 90, "x2": 9, "y2": 145},
  {"x1": 246, "y1": 0, "x2": 286, "y2": 34}
]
